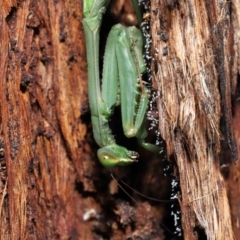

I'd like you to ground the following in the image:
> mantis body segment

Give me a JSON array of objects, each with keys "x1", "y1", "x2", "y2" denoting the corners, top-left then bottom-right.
[{"x1": 82, "y1": 0, "x2": 160, "y2": 168}]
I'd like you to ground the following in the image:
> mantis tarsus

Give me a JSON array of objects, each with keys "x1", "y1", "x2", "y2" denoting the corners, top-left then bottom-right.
[{"x1": 82, "y1": 0, "x2": 160, "y2": 168}]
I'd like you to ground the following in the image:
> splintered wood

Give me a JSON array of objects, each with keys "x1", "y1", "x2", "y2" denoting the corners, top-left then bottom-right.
[{"x1": 151, "y1": 0, "x2": 239, "y2": 239}]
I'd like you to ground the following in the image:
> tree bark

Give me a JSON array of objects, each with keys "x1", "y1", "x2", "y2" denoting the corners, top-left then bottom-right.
[
  {"x1": 0, "y1": 0, "x2": 169, "y2": 239},
  {"x1": 1, "y1": 0, "x2": 91, "y2": 239},
  {"x1": 151, "y1": 0, "x2": 240, "y2": 239},
  {"x1": 0, "y1": 0, "x2": 239, "y2": 239}
]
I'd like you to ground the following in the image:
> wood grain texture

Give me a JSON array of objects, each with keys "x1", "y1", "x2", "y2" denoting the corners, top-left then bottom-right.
[
  {"x1": 0, "y1": 1, "x2": 170, "y2": 239},
  {"x1": 0, "y1": 0, "x2": 239, "y2": 239},
  {"x1": 0, "y1": 0, "x2": 92, "y2": 238},
  {"x1": 151, "y1": 0, "x2": 239, "y2": 239}
]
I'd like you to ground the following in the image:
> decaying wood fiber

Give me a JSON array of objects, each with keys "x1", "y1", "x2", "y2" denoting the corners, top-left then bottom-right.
[
  {"x1": 0, "y1": 0, "x2": 172, "y2": 239},
  {"x1": 151, "y1": 0, "x2": 239, "y2": 239},
  {"x1": 0, "y1": 0, "x2": 240, "y2": 239},
  {"x1": 0, "y1": 0, "x2": 92, "y2": 239}
]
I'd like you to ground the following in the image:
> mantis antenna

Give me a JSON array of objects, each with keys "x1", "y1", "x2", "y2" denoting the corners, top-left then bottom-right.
[{"x1": 110, "y1": 174, "x2": 177, "y2": 203}]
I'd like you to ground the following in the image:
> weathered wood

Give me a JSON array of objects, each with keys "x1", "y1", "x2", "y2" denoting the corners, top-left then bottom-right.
[
  {"x1": 0, "y1": 0, "x2": 170, "y2": 239},
  {"x1": 0, "y1": 0, "x2": 239, "y2": 239},
  {"x1": 0, "y1": 0, "x2": 93, "y2": 238},
  {"x1": 151, "y1": 0, "x2": 239, "y2": 239}
]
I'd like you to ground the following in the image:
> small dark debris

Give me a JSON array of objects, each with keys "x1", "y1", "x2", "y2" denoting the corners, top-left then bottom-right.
[
  {"x1": 67, "y1": 51, "x2": 76, "y2": 65},
  {"x1": 158, "y1": 31, "x2": 168, "y2": 42},
  {"x1": 165, "y1": 0, "x2": 178, "y2": 9},
  {"x1": 59, "y1": 31, "x2": 67, "y2": 42},
  {"x1": 6, "y1": 7, "x2": 17, "y2": 29},
  {"x1": 0, "y1": 139, "x2": 4, "y2": 159},
  {"x1": 152, "y1": 9, "x2": 158, "y2": 15},
  {"x1": 21, "y1": 53, "x2": 28, "y2": 65},
  {"x1": 162, "y1": 47, "x2": 168, "y2": 56},
  {"x1": 80, "y1": 100, "x2": 90, "y2": 123},
  {"x1": 28, "y1": 158, "x2": 34, "y2": 173},
  {"x1": 59, "y1": 16, "x2": 67, "y2": 42},
  {"x1": 81, "y1": 101, "x2": 89, "y2": 116},
  {"x1": 20, "y1": 72, "x2": 33, "y2": 92},
  {"x1": 40, "y1": 55, "x2": 52, "y2": 65},
  {"x1": 10, "y1": 39, "x2": 19, "y2": 52}
]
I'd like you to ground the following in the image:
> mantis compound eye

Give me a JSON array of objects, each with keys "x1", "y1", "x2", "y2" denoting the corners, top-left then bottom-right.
[{"x1": 97, "y1": 145, "x2": 139, "y2": 168}]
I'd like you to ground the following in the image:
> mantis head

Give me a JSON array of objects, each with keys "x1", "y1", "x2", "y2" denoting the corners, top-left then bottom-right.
[{"x1": 97, "y1": 145, "x2": 139, "y2": 168}]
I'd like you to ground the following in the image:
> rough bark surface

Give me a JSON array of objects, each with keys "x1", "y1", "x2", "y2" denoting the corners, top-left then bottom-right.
[
  {"x1": 0, "y1": 0, "x2": 239, "y2": 240},
  {"x1": 151, "y1": 0, "x2": 240, "y2": 239},
  {"x1": 0, "y1": 0, "x2": 173, "y2": 239},
  {"x1": 0, "y1": 0, "x2": 90, "y2": 239}
]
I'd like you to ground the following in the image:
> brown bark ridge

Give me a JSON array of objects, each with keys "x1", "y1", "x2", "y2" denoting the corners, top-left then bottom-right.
[
  {"x1": 0, "y1": 0, "x2": 174, "y2": 239},
  {"x1": 228, "y1": 100, "x2": 240, "y2": 240},
  {"x1": 0, "y1": 0, "x2": 91, "y2": 239},
  {"x1": 0, "y1": 0, "x2": 239, "y2": 239},
  {"x1": 151, "y1": 0, "x2": 239, "y2": 239}
]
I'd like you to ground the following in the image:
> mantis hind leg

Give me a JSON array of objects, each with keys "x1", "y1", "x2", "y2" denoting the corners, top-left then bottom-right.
[
  {"x1": 136, "y1": 121, "x2": 162, "y2": 153},
  {"x1": 115, "y1": 26, "x2": 161, "y2": 153},
  {"x1": 134, "y1": 89, "x2": 162, "y2": 153}
]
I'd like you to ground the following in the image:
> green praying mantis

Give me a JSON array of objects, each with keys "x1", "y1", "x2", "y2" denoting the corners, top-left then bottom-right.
[{"x1": 82, "y1": 0, "x2": 160, "y2": 168}]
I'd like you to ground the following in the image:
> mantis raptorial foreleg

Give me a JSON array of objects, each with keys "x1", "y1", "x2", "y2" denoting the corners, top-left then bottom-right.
[{"x1": 82, "y1": 0, "x2": 161, "y2": 168}]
